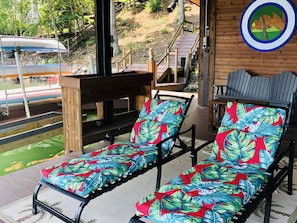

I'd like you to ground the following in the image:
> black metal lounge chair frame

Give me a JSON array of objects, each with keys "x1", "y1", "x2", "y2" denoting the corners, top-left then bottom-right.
[
  {"x1": 130, "y1": 103, "x2": 295, "y2": 223},
  {"x1": 32, "y1": 93, "x2": 197, "y2": 223}
]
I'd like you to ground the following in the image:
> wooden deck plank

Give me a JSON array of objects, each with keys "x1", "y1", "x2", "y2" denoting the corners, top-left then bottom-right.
[{"x1": 0, "y1": 152, "x2": 82, "y2": 208}]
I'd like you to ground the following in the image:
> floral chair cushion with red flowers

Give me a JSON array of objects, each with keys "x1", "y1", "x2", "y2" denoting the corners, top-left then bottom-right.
[
  {"x1": 41, "y1": 97, "x2": 187, "y2": 197},
  {"x1": 132, "y1": 102, "x2": 287, "y2": 223}
]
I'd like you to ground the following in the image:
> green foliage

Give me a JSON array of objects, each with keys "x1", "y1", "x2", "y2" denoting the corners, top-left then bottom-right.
[
  {"x1": 156, "y1": 16, "x2": 168, "y2": 26},
  {"x1": 117, "y1": 18, "x2": 128, "y2": 27},
  {"x1": 86, "y1": 38, "x2": 96, "y2": 46},
  {"x1": 83, "y1": 15, "x2": 95, "y2": 25},
  {"x1": 145, "y1": 36, "x2": 153, "y2": 43},
  {"x1": 48, "y1": 57, "x2": 59, "y2": 64},
  {"x1": 160, "y1": 28, "x2": 169, "y2": 34},
  {"x1": 127, "y1": 41, "x2": 141, "y2": 50},
  {"x1": 0, "y1": 0, "x2": 95, "y2": 37},
  {"x1": 145, "y1": 0, "x2": 163, "y2": 13}
]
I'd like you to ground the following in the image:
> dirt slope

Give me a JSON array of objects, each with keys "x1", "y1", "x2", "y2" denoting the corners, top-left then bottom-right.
[{"x1": 66, "y1": 1, "x2": 200, "y2": 72}]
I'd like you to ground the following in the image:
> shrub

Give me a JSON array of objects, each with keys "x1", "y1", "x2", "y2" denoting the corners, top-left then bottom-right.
[{"x1": 145, "y1": 0, "x2": 163, "y2": 13}]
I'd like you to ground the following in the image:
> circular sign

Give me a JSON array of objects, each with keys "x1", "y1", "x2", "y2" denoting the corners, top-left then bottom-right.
[{"x1": 240, "y1": 0, "x2": 297, "y2": 52}]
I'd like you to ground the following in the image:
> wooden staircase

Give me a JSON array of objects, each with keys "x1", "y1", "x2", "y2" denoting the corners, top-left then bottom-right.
[
  {"x1": 119, "y1": 23, "x2": 199, "y2": 91},
  {"x1": 174, "y1": 32, "x2": 199, "y2": 66}
]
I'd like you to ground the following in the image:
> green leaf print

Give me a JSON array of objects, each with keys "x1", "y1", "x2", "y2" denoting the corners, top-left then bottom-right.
[
  {"x1": 223, "y1": 131, "x2": 255, "y2": 163},
  {"x1": 137, "y1": 120, "x2": 160, "y2": 144}
]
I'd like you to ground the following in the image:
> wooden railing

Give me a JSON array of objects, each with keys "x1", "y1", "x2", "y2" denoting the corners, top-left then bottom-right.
[
  {"x1": 114, "y1": 48, "x2": 132, "y2": 72},
  {"x1": 113, "y1": 20, "x2": 198, "y2": 85},
  {"x1": 156, "y1": 49, "x2": 178, "y2": 83},
  {"x1": 155, "y1": 20, "x2": 196, "y2": 83},
  {"x1": 167, "y1": 20, "x2": 195, "y2": 51}
]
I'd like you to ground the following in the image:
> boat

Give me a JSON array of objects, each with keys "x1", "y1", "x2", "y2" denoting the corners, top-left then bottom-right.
[
  {"x1": 0, "y1": 35, "x2": 72, "y2": 118},
  {"x1": 0, "y1": 63, "x2": 72, "y2": 79},
  {"x1": 0, "y1": 35, "x2": 72, "y2": 78},
  {"x1": 0, "y1": 35, "x2": 68, "y2": 53}
]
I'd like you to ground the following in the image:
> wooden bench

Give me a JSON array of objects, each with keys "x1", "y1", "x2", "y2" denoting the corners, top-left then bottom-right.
[{"x1": 209, "y1": 70, "x2": 297, "y2": 129}]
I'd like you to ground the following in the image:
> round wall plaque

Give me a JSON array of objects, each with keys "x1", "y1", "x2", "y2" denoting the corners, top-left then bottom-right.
[{"x1": 240, "y1": 0, "x2": 297, "y2": 52}]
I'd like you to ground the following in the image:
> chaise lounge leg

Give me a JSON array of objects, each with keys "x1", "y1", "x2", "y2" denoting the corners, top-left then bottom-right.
[
  {"x1": 32, "y1": 180, "x2": 90, "y2": 223},
  {"x1": 74, "y1": 202, "x2": 88, "y2": 223},
  {"x1": 129, "y1": 215, "x2": 145, "y2": 223},
  {"x1": 190, "y1": 125, "x2": 197, "y2": 166},
  {"x1": 287, "y1": 140, "x2": 295, "y2": 195},
  {"x1": 32, "y1": 183, "x2": 42, "y2": 214},
  {"x1": 264, "y1": 191, "x2": 272, "y2": 223},
  {"x1": 156, "y1": 165, "x2": 162, "y2": 191}
]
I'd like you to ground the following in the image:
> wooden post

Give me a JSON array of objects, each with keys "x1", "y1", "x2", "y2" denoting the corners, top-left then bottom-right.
[
  {"x1": 61, "y1": 86, "x2": 83, "y2": 153},
  {"x1": 174, "y1": 48, "x2": 178, "y2": 83},
  {"x1": 147, "y1": 48, "x2": 156, "y2": 89}
]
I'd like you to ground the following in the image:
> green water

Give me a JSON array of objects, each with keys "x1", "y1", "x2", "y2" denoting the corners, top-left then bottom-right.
[
  {"x1": 0, "y1": 110, "x2": 127, "y2": 176},
  {"x1": 0, "y1": 134, "x2": 65, "y2": 176}
]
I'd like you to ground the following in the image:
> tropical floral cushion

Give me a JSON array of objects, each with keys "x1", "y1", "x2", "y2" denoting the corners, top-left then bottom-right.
[
  {"x1": 209, "y1": 127, "x2": 280, "y2": 169},
  {"x1": 42, "y1": 142, "x2": 159, "y2": 197},
  {"x1": 134, "y1": 102, "x2": 287, "y2": 222},
  {"x1": 209, "y1": 102, "x2": 286, "y2": 169},
  {"x1": 130, "y1": 98, "x2": 186, "y2": 153},
  {"x1": 41, "y1": 97, "x2": 187, "y2": 197},
  {"x1": 222, "y1": 101, "x2": 286, "y2": 137},
  {"x1": 135, "y1": 160, "x2": 268, "y2": 223}
]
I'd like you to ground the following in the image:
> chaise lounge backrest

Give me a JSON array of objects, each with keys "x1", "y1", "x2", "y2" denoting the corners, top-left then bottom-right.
[
  {"x1": 209, "y1": 101, "x2": 287, "y2": 169},
  {"x1": 129, "y1": 97, "x2": 187, "y2": 154}
]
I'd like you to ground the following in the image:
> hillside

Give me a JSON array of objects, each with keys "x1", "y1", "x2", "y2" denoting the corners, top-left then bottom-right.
[{"x1": 65, "y1": 0, "x2": 200, "y2": 73}]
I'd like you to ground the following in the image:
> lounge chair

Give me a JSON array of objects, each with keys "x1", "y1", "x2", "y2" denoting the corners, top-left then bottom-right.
[
  {"x1": 130, "y1": 101, "x2": 295, "y2": 223},
  {"x1": 32, "y1": 91, "x2": 196, "y2": 223}
]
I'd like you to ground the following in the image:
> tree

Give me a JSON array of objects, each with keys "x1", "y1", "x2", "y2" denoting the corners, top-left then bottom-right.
[
  {"x1": 250, "y1": 5, "x2": 283, "y2": 41},
  {"x1": 0, "y1": 0, "x2": 94, "y2": 37},
  {"x1": 0, "y1": 0, "x2": 16, "y2": 35},
  {"x1": 178, "y1": 0, "x2": 185, "y2": 24},
  {"x1": 45, "y1": 0, "x2": 58, "y2": 37},
  {"x1": 111, "y1": 0, "x2": 120, "y2": 56}
]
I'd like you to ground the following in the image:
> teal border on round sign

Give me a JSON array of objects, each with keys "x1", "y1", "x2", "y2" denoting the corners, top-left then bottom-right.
[{"x1": 240, "y1": 0, "x2": 297, "y2": 52}]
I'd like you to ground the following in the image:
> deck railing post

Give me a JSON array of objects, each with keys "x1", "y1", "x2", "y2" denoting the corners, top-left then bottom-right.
[{"x1": 147, "y1": 48, "x2": 156, "y2": 89}]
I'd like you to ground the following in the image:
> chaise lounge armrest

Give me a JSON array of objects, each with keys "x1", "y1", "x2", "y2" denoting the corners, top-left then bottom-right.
[{"x1": 155, "y1": 124, "x2": 196, "y2": 158}]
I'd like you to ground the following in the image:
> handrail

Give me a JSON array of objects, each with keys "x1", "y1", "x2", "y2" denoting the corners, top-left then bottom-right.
[
  {"x1": 115, "y1": 48, "x2": 132, "y2": 72},
  {"x1": 191, "y1": 35, "x2": 200, "y2": 54},
  {"x1": 167, "y1": 22, "x2": 184, "y2": 51},
  {"x1": 157, "y1": 20, "x2": 195, "y2": 68},
  {"x1": 155, "y1": 49, "x2": 178, "y2": 83},
  {"x1": 154, "y1": 20, "x2": 195, "y2": 83},
  {"x1": 167, "y1": 20, "x2": 194, "y2": 51}
]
